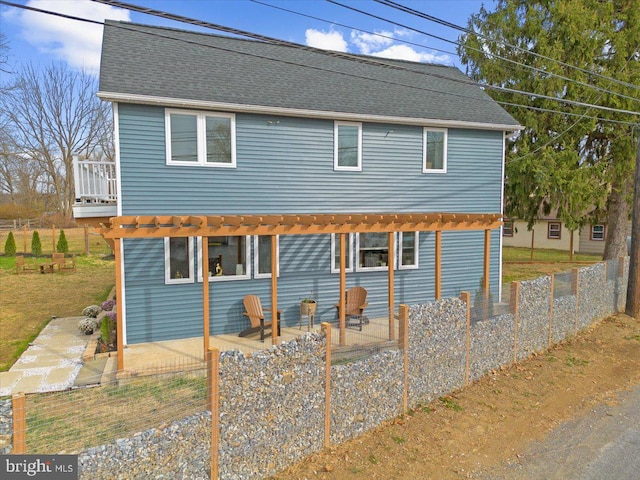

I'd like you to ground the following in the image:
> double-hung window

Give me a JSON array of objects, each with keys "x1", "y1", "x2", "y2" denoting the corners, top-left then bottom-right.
[
  {"x1": 330, "y1": 233, "x2": 354, "y2": 273},
  {"x1": 503, "y1": 221, "x2": 514, "y2": 237},
  {"x1": 166, "y1": 109, "x2": 236, "y2": 167},
  {"x1": 198, "y1": 236, "x2": 250, "y2": 281},
  {"x1": 334, "y1": 121, "x2": 362, "y2": 171},
  {"x1": 164, "y1": 237, "x2": 194, "y2": 284},
  {"x1": 548, "y1": 222, "x2": 561, "y2": 239},
  {"x1": 357, "y1": 232, "x2": 390, "y2": 271},
  {"x1": 590, "y1": 224, "x2": 605, "y2": 241},
  {"x1": 254, "y1": 235, "x2": 280, "y2": 279},
  {"x1": 399, "y1": 232, "x2": 419, "y2": 269},
  {"x1": 423, "y1": 128, "x2": 447, "y2": 173}
]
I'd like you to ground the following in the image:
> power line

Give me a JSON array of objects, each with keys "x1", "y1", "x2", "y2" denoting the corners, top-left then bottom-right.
[
  {"x1": 248, "y1": 0, "x2": 460, "y2": 59},
  {"x1": 327, "y1": 0, "x2": 640, "y2": 104},
  {"x1": 2, "y1": 0, "x2": 637, "y2": 123},
  {"x1": 375, "y1": 0, "x2": 640, "y2": 92},
  {"x1": 88, "y1": 0, "x2": 640, "y2": 117}
]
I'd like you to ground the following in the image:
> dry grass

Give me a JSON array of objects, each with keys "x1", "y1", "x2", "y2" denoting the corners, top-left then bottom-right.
[{"x1": 0, "y1": 228, "x2": 114, "y2": 371}]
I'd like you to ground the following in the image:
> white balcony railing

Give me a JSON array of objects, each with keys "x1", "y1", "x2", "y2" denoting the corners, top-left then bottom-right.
[{"x1": 73, "y1": 157, "x2": 117, "y2": 204}]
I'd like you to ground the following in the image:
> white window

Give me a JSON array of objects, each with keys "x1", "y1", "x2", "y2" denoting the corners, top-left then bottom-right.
[
  {"x1": 164, "y1": 237, "x2": 194, "y2": 284},
  {"x1": 254, "y1": 235, "x2": 280, "y2": 279},
  {"x1": 357, "y1": 232, "x2": 392, "y2": 271},
  {"x1": 198, "y1": 236, "x2": 250, "y2": 281},
  {"x1": 399, "y1": 232, "x2": 419, "y2": 269},
  {"x1": 166, "y1": 109, "x2": 236, "y2": 167},
  {"x1": 423, "y1": 128, "x2": 447, "y2": 173},
  {"x1": 331, "y1": 233, "x2": 354, "y2": 273},
  {"x1": 334, "y1": 121, "x2": 362, "y2": 171},
  {"x1": 590, "y1": 224, "x2": 605, "y2": 241}
]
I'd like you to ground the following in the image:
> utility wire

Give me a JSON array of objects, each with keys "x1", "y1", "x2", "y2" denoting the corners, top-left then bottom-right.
[
  {"x1": 88, "y1": 0, "x2": 640, "y2": 116},
  {"x1": 328, "y1": 0, "x2": 640, "y2": 104},
  {"x1": 248, "y1": 0, "x2": 459, "y2": 59},
  {"x1": 1, "y1": 0, "x2": 637, "y2": 124},
  {"x1": 375, "y1": 0, "x2": 640, "y2": 92}
]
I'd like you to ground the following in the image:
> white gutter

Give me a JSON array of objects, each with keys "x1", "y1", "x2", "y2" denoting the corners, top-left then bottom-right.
[{"x1": 98, "y1": 91, "x2": 524, "y2": 133}]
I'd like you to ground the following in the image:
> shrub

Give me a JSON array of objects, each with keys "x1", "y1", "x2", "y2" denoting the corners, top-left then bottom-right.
[
  {"x1": 31, "y1": 231, "x2": 42, "y2": 256},
  {"x1": 77, "y1": 317, "x2": 98, "y2": 335},
  {"x1": 100, "y1": 299, "x2": 116, "y2": 311},
  {"x1": 4, "y1": 232, "x2": 16, "y2": 256},
  {"x1": 82, "y1": 305, "x2": 102, "y2": 318},
  {"x1": 56, "y1": 229, "x2": 69, "y2": 254}
]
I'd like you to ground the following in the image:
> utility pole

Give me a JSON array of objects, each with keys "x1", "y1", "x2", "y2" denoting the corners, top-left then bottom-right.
[{"x1": 626, "y1": 126, "x2": 640, "y2": 319}]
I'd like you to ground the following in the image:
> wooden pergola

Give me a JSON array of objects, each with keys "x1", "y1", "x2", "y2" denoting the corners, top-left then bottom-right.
[{"x1": 99, "y1": 212, "x2": 502, "y2": 371}]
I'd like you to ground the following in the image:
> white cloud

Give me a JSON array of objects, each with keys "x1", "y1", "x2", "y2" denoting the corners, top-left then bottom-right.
[
  {"x1": 8, "y1": 0, "x2": 130, "y2": 74},
  {"x1": 350, "y1": 30, "x2": 394, "y2": 55},
  {"x1": 304, "y1": 28, "x2": 348, "y2": 52},
  {"x1": 370, "y1": 44, "x2": 452, "y2": 64}
]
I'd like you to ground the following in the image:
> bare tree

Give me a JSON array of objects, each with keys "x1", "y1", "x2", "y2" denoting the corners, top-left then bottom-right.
[{"x1": 1, "y1": 63, "x2": 111, "y2": 217}]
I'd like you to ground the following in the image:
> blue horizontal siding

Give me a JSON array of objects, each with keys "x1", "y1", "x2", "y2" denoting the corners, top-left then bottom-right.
[{"x1": 117, "y1": 103, "x2": 505, "y2": 343}]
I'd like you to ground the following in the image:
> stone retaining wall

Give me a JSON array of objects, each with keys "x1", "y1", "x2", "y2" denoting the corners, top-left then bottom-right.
[{"x1": 4, "y1": 260, "x2": 629, "y2": 479}]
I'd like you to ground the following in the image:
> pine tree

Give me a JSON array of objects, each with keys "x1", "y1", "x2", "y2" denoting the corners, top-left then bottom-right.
[
  {"x1": 56, "y1": 229, "x2": 69, "y2": 254},
  {"x1": 31, "y1": 231, "x2": 42, "y2": 256},
  {"x1": 4, "y1": 231, "x2": 16, "y2": 256}
]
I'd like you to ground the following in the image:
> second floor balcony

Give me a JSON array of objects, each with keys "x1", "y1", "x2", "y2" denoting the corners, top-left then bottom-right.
[{"x1": 72, "y1": 157, "x2": 117, "y2": 223}]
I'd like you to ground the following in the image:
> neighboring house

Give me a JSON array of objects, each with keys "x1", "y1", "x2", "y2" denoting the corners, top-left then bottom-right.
[
  {"x1": 502, "y1": 218, "x2": 629, "y2": 256},
  {"x1": 76, "y1": 21, "x2": 521, "y2": 347}
]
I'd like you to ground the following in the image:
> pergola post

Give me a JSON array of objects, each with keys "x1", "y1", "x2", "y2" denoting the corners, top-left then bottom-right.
[
  {"x1": 202, "y1": 235, "x2": 210, "y2": 355},
  {"x1": 114, "y1": 238, "x2": 124, "y2": 372},
  {"x1": 435, "y1": 230, "x2": 442, "y2": 300},
  {"x1": 271, "y1": 235, "x2": 278, "y2": 345},
  {"x1": 388, "y1": 231, "x2": 395, "y2": 341},
  {"x1": 339, "y1": 233, "x2": 346, "y2": 347},
  {"x1": 484, "y1": 229, "x2": 491, "y2": 299}
]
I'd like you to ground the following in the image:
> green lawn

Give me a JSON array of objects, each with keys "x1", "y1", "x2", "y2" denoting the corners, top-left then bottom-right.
[{"x1": 502, "y1": 247, "x2": 601, "y2": 285}]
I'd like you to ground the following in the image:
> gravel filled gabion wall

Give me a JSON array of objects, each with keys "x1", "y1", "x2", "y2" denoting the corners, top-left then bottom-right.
[
  {"x1": 218, "y1": 333, "x2": 326, "y2": 479},
  {"x1": 330, "y1": 349, "x2": 403, "y2": 444},
  {"x1": 469, "y1": 313, "x2": 515, "y2": 382},
  {"x1": 516, "y1": 277, "x2": 552, "y2": 360},
  {"x1": 65, "y1": 259, "x2": 629, "y2": 479},
  {"x1": 408, "y1": 298, "x2": 466, "y2": 406},
  {"x1": 577, "y1": 263, "x2": 606, "y2": 330},
  {"x1": 0, "y1": 398, "x2": 11, "y2": 454}
]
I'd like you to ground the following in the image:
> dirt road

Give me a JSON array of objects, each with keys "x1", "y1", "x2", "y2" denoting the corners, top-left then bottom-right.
[{"x1": 272, "y1": 313, "x2": 640, "y2": 480}]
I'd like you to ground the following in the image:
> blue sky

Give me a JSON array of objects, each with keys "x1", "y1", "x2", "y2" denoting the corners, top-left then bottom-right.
[{"x1": 1, "y1": 0, "x2": 495, "y2": 79}]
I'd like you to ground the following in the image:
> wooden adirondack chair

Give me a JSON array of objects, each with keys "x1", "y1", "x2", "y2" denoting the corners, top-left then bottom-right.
[
  {"x1": 15, "y1": 255, "x2": 37, "y2": 274},
  {"x1": 61, "y1": 253, "x2": 76, "y2": 271},
  {"x1": 51, "y1": 253, "x2": 65, "y2": 272},
  {"x1": 335, "y1": 286, "x2": 369, "y2": 330},
  {"x1": 239, "y1": 294, "x2": 282, "y2": 342}
]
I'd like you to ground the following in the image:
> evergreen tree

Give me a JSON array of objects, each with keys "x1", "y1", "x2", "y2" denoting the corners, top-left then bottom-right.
[
  {"x1": 56, "y1": 229, "x2": 69, "y2": 254},
  {"x1": 31, "y1": 230, "x2": 42, "y2": 256},
  {"x1": 4, "y1": 231, "x2": 16, "y2": 256},
  {"x1": 458, "y1": 0, "x2": 639, "y2": 258}
]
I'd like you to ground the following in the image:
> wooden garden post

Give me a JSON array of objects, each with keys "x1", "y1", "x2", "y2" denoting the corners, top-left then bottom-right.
[
  {"x1": 435, "y1": 230, "x2": 442, "y2": 300},
  {"x1": 12, "y1": 392, "x2": 26, "y2": 454},
  {"x1": 388, "y1": 232, "x2": 395, "y2": 341}
]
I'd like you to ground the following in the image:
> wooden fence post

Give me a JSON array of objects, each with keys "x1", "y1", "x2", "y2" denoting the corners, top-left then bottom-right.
[
  {"x1": 398, "y1": 305, "x2": 409, "y2": 413},
  {"x1": 52, "y1": 225, "x2": 56, "y2": 254},
  {"x1": 84, "y1": 225, "x2": 89, "y2": 255},
  {"x1": 510, "y1": 281, "x2": 520, "y2": 363},
  {"x1": 321, "y1": 322, "x2": 332, "y2": 449},
  {"x1": 207, "y1": 347, "x2": 220, "y2": 480},
  {"x1": 22, "y1": 225, "x2": 27, "y2": 254},
  {"x1": 12, "y1": 392, "x2": 26, "y2": 454},
  {"x1": 459, "y1": 292, "x2": 471, "y2": 385},
  {"x1": 549, "y1": 274, "x2": 554, "y2": 348},
  {"x1": 572, "y1": 268, "x2": 580, "y2": 334}
]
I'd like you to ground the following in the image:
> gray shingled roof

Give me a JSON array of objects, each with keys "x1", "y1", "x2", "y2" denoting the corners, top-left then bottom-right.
[{"x1": 99, "y1": 21, "x2": 520, "y2": 128}]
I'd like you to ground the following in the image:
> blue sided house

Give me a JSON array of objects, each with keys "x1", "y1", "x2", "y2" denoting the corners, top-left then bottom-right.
[{"x1": 76, "y1": 20, "x2": 521, "y2": 353}]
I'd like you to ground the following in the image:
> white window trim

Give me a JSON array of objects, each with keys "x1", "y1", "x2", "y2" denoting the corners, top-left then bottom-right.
[
  {"x1": 356, "y1": 232, "x2": 397, "y2": 272},
  {"x1": 334, "y1": 121, "x2": 362, "y2": 171},
  {"x1": 164, "y1": 237, "x2": 195, "y2": 284},
  {"x1": 399, "y1": 232, "x2": 419, "y2": 270},
  {"x1": 254, "y1": 235, "x2": 280, "y2": 279},
  {"x1": 422, "y1": 127, "x2": 448, "y2": 174},
  {"x1": 165, "y1": 108, "x2": 236, "y2": 168},
  {"x1": 331, "y1": 233, "x2": 354, "y2": 273},
  {"x1": 197, "y1": 236, "x2": 251, "y2": 282},
  {"x1": 590, "y1": 224, "x2": 605, "y2": 241}
]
